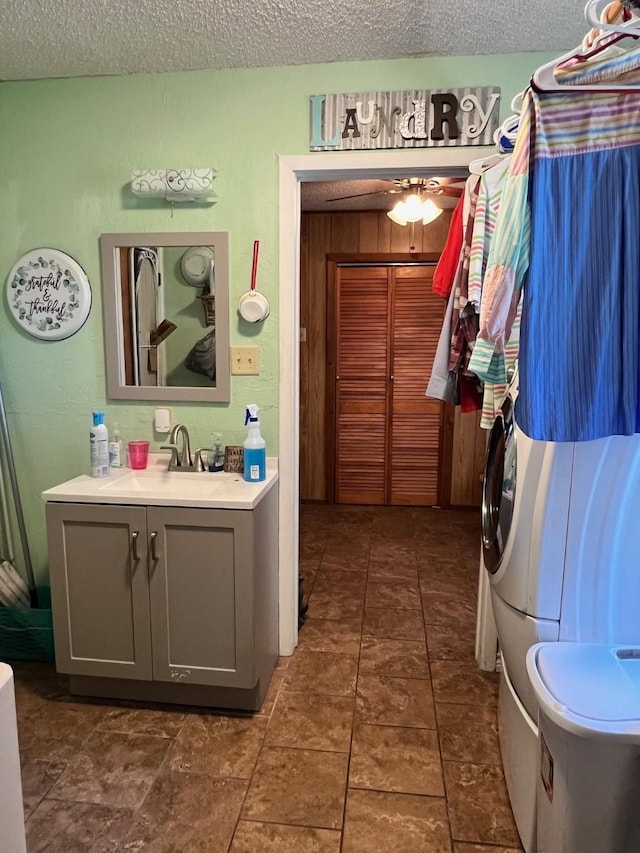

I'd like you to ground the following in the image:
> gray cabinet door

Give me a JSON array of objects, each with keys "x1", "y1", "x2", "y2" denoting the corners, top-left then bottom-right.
[
  {"x1": 147, "y1": 506, "x2": 256, "y2": 688},
  {"x1": 46, "y1": 503, "x2": 152, "y2": 680}
]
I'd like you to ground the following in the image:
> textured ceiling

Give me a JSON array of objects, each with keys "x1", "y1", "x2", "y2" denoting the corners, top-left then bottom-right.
[
  {"x1": 1, "y1": 0, "x2": 588, "y2": 82},
  {"x1": 301, "y1": 177, "x2": 466, "y2": 211}
]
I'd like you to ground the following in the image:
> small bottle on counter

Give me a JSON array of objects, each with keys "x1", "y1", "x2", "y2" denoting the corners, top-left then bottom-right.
[
  {"x1": 90, "y1": 412, "x2": 110, "y2": 478},
  {"x1": 243, "y1": 404, "x2": 266, "y2": 483},
  {"x1": 109, "y1": 422, "x2": 124, "y2": 468},
  {"x1": 208, "y1": 435, "x2": 225, "y2": 472}
]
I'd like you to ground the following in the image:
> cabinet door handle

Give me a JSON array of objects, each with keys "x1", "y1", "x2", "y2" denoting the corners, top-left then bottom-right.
[
  {"x1": 150, "y1": 531, "x2": 158, "y2": 562},
  {"x1": 131, "y1": 531, "x2": 139, "y2": 563}
]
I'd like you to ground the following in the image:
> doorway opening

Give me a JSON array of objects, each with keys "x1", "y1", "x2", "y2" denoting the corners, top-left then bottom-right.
[{"x1": 278, "y1": 148, "x2": 494, "y2": 655}]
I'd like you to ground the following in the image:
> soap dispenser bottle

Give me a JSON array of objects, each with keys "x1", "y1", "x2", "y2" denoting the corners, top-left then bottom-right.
[
  {"x1": 208, "y1": 434, "x2": 225, "y2": 472},
  {"x1": 109, "y1": 422, "x2": 124, "y2": 468},
  {"x1": 243, "y1": 404, "x2": 266, "y2": 482},
  {"x1": 90, "y1": 412, "x2": 110, "y2": 478}
]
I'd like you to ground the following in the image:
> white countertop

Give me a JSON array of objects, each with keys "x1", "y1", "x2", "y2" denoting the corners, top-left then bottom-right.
[{"x1": 42, "y1": 454, "x2": 278, "y2": 510}]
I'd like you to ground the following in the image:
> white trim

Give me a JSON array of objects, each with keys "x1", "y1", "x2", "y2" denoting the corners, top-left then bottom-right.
[{"x1": 277, "y1": 147, "x2": 495, "y2": 655}]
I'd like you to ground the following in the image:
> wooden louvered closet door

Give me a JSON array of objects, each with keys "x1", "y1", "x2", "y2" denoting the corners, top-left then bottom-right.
[{"x1": 334, "y1": 264, "x2": 444, "y2": 506}]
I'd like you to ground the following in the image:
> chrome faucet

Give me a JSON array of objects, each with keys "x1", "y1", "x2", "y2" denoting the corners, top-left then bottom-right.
[
  {"x1": 170, "y1": 424, "x2": 192, "y2": 467},
  {"x1": 161, "y1": 423, "x2": 192, "y2": 470},
  {"x1": 161, "y1": 424, "x2": 208, "y2": 472}
]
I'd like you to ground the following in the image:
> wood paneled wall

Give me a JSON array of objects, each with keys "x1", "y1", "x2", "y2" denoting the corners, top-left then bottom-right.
[{"x1": 299, "y1": 210, "x2": 486, "y2": 506}]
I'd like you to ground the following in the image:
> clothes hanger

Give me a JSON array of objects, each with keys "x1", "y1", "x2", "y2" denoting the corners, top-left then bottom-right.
[
  {"x1": 584, "y1": 0, "x2": 640, "y2": 35},
  {"x1": 495, "y1": 114, "x2": 519, "y2": 152},
  {"x1": 532, "y1": 0, "x2": 640, "y2": 92},
  {"x1": 583, "y1": 0, "x2": 628, "y2": 46},
  {"x1": 468, "y1": 129, "x2": 512, "y2": 174}
]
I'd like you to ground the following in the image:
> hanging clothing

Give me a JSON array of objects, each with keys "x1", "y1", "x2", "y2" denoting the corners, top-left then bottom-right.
[
  {"x1": 426, "y1": 174, "x2": 483, "y2": 410},
  {"x1": 426, "y1": 281, "x2": 457, "y2": 401},
  {"x1": 432, "y1": 193, "x2": 464, "y2": 298},
  {"x1": 467, "y1": 156, "x2": 522, "y2": 429},
  {"x1": 469, "y1": 47, "x2": 640, "y2": 440}
]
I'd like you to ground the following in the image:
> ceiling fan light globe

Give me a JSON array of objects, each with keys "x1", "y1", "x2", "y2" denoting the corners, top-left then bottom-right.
[
  {"x1": 402, "y1": 194, "x2": 424, "y2": 222},
  {"x1": 387, "y1": 202, "x2": 408, "y2": 225},
  {"x1": 421, "y1": 199, "x2": 443, "y2": 225}
]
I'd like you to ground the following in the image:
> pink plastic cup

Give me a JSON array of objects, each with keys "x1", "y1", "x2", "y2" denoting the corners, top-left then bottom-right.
[{"x1": 128, "y1": 440, "x2": 150, "y2": 470}]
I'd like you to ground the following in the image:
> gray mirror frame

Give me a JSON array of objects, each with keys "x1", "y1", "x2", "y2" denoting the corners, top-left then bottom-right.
[{"x1": 100, "y1": 232, "x2": 230, "y2": 402}]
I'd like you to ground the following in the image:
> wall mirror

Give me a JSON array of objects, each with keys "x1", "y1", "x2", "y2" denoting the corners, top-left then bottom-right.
[{"x1": 100, "y1": 232, "x2": 230, "y2": 402}]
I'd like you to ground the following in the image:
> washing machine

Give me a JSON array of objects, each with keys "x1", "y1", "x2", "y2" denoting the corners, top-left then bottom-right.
[{"x1": 480, "y1": 388, "x2": 640, "y2": 852}]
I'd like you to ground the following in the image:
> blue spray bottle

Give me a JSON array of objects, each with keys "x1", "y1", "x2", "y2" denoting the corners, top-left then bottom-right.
[{"x1": 243, "y1": 404, "x2": 266, "y2": 482}]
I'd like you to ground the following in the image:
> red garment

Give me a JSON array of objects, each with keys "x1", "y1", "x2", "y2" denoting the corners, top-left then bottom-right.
[
  {"x1": 432, "y1": 193, "x2": 464, "y2": 298},
  {"x1": 458, "y1": 373, "x2": 483, "y2": 413}
]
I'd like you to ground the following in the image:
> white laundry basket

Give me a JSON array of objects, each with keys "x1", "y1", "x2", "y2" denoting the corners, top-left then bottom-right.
[{"x1": 526, "y1": 643, "x2": 640, "y2": 853}]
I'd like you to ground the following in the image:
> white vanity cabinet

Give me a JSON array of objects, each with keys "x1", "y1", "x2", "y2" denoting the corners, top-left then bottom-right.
[{"x1": 44, "y1": 466, "x2": 278, "y2": 711}]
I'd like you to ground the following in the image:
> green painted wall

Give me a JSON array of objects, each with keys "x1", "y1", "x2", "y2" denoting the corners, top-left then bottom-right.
[{"x1": 0, "y1": 52, "x2": 553, "y2": 583}]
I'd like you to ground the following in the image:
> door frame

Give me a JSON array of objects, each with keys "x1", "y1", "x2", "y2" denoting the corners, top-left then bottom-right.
[
  {"x1": 326, "y1": 254, "x2": 445, "y2": 506},
  {"x1": 278, "y1": 148, "x2": 494, "y2": 655}
]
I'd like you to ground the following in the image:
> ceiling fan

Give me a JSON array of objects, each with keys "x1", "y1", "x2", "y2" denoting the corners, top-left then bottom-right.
[{"x1": 324, "y1": 176, "x2": 464, "y2": 206}]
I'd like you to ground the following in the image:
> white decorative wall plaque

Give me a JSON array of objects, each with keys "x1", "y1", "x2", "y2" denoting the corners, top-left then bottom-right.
[
  {"x1": 309, "y1": 87, "x2": 501, "y2": 150},
  {"x1": 6, "y1": 248, "x2": 92, "y2": 340}
]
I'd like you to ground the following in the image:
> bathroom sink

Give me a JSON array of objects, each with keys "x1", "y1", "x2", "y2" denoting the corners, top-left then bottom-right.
[
  {"x1": 95, "y1": 467, "x2": 237, "y2": 502},
  {"x1": 42, "y1": 455, "x2": 278, "y2": 510},
  {"x1": 98, "y1": 470, "x2": 225, "y2": 493}
]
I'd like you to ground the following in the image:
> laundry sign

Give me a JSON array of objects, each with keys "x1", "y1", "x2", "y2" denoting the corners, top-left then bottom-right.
[{"x1": 309, "y1": 87, "x2": 501, "y2": 151}]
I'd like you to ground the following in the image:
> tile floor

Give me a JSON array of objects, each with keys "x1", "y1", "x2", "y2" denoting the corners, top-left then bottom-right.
[{"x1": 12, "y1": 504, "x2": 523, "y2": 852}]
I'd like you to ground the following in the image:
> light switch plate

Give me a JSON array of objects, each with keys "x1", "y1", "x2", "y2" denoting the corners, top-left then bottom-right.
[{"x1": 231, "y1": 346, "x2": 260, "y2": 375}]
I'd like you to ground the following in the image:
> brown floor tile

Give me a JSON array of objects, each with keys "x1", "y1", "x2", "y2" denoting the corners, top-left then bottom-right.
[
  {"x1": 124, "y1": 770, "x2": 247, "y2": 851},
  {"x1": 444, "y1": 762, "x2": 520, "y2": 846},
  {"x1": 321, "y1": 542, "x2": 370, "y2": 571},
  {"x1": 48, "y1": 729, "x2": 171, "y2": 809},
  {"x1": 320, "y1": 555, "x2": 369, "y2": 572},
  {"x1": 299, "y1": 555, "x2": 323, "y2": 572},
  {"x1": 169, "y1": 713, "x2": 267, "y2": 778},
  {"x1": 256, "y1": 671, "x2": 284, "y2": 718},
  {"x1": 25, "y1": 799, "x2": 133, "y2": 853},
  {"x1": 16, "y1": 693, "x2": 108, "y2": 763},
  {"x1": 283, "y1": 650, "x2": 358, "y2": 696},
  {"x1": 307, "y1": 590, "x2": 365, "y2": 620},
  {"x1": 363, "y1": 608, "x2": 425, "y2": 641},
  {"x1": 97, "y1": 707, "x2": 187, "y2": 738},
  {"x1": 20, "y1": 758, "x2": 65, "y2": 818},
  {"x1": 454, "y1": 845, "x2": 522, "y2": 853},
  {"x1": 418, "y1": 562, "x2": 476, "y2": 597},
  {"x1": 297, "y1": 616, "x2": 362, "y2": 655},
  {"x1": 360, "y1": 637, "x2": 429, "y2": 678},
  {"x1": 342, "y1": 789, "x2": 451, "y2": 853},
  {"x1": 300, "y1": 543, "x2": 325, "y2": 561},
  {"x1": 367, "y1": 557, "x2": 419, "y2": 584},
  {"x1": 413, "y1": 530, "x2": 460, "y2": 553},
  {"x1": 312, "y1": 568, "x2": 368, "y2": 595},
  {"x1": 431, "y1": 662, "x2": 499, "y2": 706},
  {"x1": 426, "y1": 622, "x2": 477, "y2": 661},
  {"x1": 368, "y1": 542, "x2": 416, "y2": 563},
  {"x1": 436, "y1": 704, "x2": 501, "y2": 765},
  {"x1": 300, "y1": 566, "x2": 319, "y2": 600},
  {"x1": 230, "y1": 820, "x2": 341, "y2": 852},
  {"x1": 373, "y1": 508, "x2": 415, "y2": 537},
  {"x1": 365, "y1": 582, "x2": 422, "y2": 610},
  {"x1": 356, "y1": 674, "x2": 436, "y2": 728},
  {"x1": 349, "y1": 723, "x2": 444, "y2": 796},
  {"x1": 422, "y1": 592, "x2": 477, "y2": 627},
  {"x1": 266, "y1": 690, "x2": 354, "y2": 752},
  {"x1": 242, "y1": 746, "x2": 348, "y2": 829}
]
